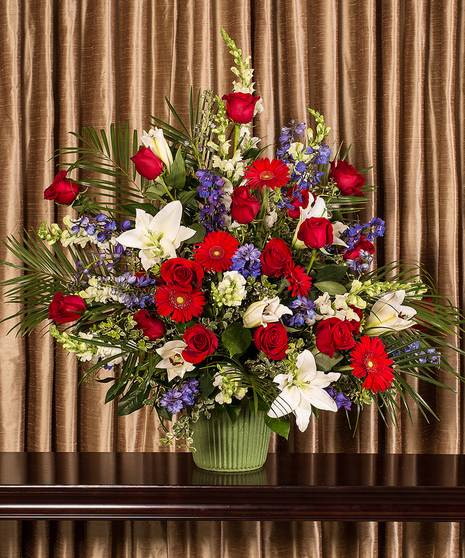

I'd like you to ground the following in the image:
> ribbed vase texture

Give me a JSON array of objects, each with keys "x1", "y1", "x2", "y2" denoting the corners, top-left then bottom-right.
[{"x1": 192, "y1": 403, "x2": 272, "y2": 472}]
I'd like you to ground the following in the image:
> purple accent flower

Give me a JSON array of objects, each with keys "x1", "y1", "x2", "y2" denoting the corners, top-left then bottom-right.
[
  {"x1": 285, "y1": 296, "x2": 316, "y2": 328},
  {"x1": 231, "y1": 244, "x2": 262, "y2": 279},
  {"x1": 326, "y1": 388, "x2": 352, "y2": 410},
  {"x1": 160, "y1": 379, "x2": 200, "y2": 414},
  {"x1": 195, "y1": 170, "x2": 227, "y2": 232}
]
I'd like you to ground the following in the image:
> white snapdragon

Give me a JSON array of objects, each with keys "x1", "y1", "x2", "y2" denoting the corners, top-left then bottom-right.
[
  {"x1": 213, "y1": 370, "x2": 247, "y2": 405},
  {"x1": 213, "y1": 271, "x2": 247, "y2": 307}
]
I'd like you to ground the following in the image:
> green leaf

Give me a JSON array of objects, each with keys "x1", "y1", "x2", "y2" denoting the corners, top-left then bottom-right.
[
  {"x1": 314, "y1": 352, "x2": 344, "y2": 372},
  {"x1": 164, "y1": 148, "x2": 186, "y2": 190},
  {"x1": 225, "y1": 404, "x2": 242, "y2": 424},
  {"x1": 264, "y1": 415, "x2": 290, "y2": 439},
  {"x1": 221, "y1": 322, "x2": 252, "y2": 357},
  {"x1": 117, "y1": 384, "x2": 151, "y2": 416},
  {"x1": 123, "y1": 202, "x2": 157, "y2": 217},
  {"x1": 198, "y1": 370, "x2": 216, "y2": 398},
  {"x1": 315, "y1": 264, "x2": 348, "y2": 283},
  {"x1": 146, "y1": 182, "x2": 168, "y2": 197},
  {"x1": 104, "y1": 382, "x2": 126, "y2": 404},
  {"x1": 314, "y1": 281, "x2": 347, "y2": 295},
  {"x1": 183, "y1": 222, "x2": 206, "y2": 245},
  {"x1": 178, "y1": 189, "x2": 198, "y2": 207}
]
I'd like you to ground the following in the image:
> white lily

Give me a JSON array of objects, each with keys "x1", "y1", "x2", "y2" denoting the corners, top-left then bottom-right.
[
  {"x1": 268, "y1": 350, "x2": 340, "y2": 432},
  {"x1": 363, "y1": 290, "x2": 417, "y2": 336},
  {"x1": 243, "y1": 296, "x2": 292, "y2": 329},
  {"x1": 141, "y1": 128, "x2": 173, "y2": 170},
  {"x1": 116, "y1": 201, "x2": 195, "y2": 270},
  {"x1": 156, "y1": 340, "x2": 195, "y2": 381},
  {"x1": 292, "y1": 196, "x2": 328, "y2": 249}
]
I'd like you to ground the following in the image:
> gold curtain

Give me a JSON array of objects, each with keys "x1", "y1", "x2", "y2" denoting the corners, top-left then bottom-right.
[{"x1": 0, "y1": 0, "x2": 464, "y2": 555}]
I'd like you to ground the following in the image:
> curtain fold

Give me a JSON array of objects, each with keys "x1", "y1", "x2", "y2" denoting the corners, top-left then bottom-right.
[{"x1": 0, "y1": 0, "x2": 463, "y2": 555}]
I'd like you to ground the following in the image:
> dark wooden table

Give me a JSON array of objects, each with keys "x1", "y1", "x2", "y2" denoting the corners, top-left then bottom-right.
[{"x1": 0, "y1": 453, "x2": 464, "y2": 521}]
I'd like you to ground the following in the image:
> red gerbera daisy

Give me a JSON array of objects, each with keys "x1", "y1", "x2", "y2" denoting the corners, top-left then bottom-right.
[
  {"x1": 244, "y1": 158, "x2": 290, "y2": 190},
  {"x1": 283, "y1": 260, "x2": 312, "y2": 297},
  {"x1": 350, "y1": 336, "x2": 395, "y2": 393},
  {"x1": 155, "y1": 285, "x2": 205, "y2": 323},
  {"x1": 193, "y1": 231, "x2": 239, "y2": 272}
]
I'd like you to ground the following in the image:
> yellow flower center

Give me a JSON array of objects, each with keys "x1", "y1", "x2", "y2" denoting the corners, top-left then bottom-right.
[
  {"x1": 260, "y1": 171, "x2": 274, "y2": 180},
  {"x1": 176, "y1": 295, "x2": 185, "y2": 304},
  {"x1": 367, "y1": 360, "x2": 374, "y2": 368}
]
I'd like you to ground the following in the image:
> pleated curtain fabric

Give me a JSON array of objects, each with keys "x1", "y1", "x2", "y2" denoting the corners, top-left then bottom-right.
[{"x1": 0, "y1": 0, "x2": 463, "y2": 556}]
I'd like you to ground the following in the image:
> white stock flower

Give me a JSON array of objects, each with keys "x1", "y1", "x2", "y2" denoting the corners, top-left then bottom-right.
[
  {"x1": 268, "y1": 350, "x2": 341, "y2": 432},
  {"x1": 215, "y1": 271, "x2": 247, "y2": 307},
  {"x1": 141, "y1": 128, "x2": 173, "y2": 170},
  {"x1": 243, "y1": 296, "x2": 292, "y2": 329},
  {"x1": 363, "y1": 290, "x2": 417, "y2": 336},
  {"x1": 156, "y1": 340, "x2": 195, "y2": 381},
  {"x1": 116, "y1": 201, "x2": 195, "y2": 270}
]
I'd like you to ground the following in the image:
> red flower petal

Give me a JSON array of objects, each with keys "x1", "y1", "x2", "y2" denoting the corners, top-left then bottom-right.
[
  {"x1": 244, "y1": 158, "x2": 290, "y2": 190},
  {"x1": 350, "y1": 336, "x2": 394, "y2": 393},
  {"x1": 155, "y1": 285, "x2": 205, "y2": 323},
  {"x1": 193, "y1": 231, "x2": 239, "y2": 272}
]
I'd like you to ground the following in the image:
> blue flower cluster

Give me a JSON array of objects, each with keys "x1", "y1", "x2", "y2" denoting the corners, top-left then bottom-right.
[
  {"x1": 71, "y1": 214, "x2": 131, "y2": 244},
  {"x1": 160, "y1": 379, "x2": 200, "y2": 414},
  {"x1": 325, "y1": 388, "x2": 352, "y2": 410},
  {"x1": 340, "y1": 218, "x2": 386, "y2": 251},
  {"x1": 111, "y1": 272, "x2": 157, "y2": 309},
  {"x1": 391, "y1": 341, "x2": 441, "y2": 366},
  {"x1": 231, "y1": 244, "x2": 262, "y2": 279},
  {"x1": 196, "y1": 170, "x2": 227, "y2": 232},
  {"x1": 285, "y1": 296, "x2": 316, "y2": 328},
  {"x1": 276, "y1": 120, "x2": 331, "y2": 188}
]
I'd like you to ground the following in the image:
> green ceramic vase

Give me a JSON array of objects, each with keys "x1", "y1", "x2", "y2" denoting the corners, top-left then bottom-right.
[{"x1": 192, "y1": 401, "x2": 272, "y2": 472}]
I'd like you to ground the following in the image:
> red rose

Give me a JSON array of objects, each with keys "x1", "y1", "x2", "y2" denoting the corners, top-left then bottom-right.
[
  {"x1": 44, "y1": 171, "x2": 79, "y2": 205},
  {"x1": 48, "y1": 292, "x2": 86, "y2": 323},
  {"x1": 231, "y1": 185, "x2": 260, "y2": 224},
  {"x1": 160, "y1": 258, "x2": 204, "y2": 292},
  {"x1": 342, "y1": 237, "x2": 375, "y2": 261},
  {"x1": 254, "y1": 323, "x2": 289, "y2": 361},
  {"x1": 260, "y1": 238, "x2": 293, "y2": 277},
  {"x1": 329, "y1": 160, "x2": 365, "y2": 196},
  {"x1": 131, "y1": 147, "x2": 165, "y2": 180},
  {"x1": 133, "y1": 309, "x2": 165, "y2": 340},
  {"x1": 222, "y1": 92, "x2": 260, "y2": 124},
  {"x1": 288, "y1": 188, "x2": 312, "y2": 219},
  {"x1": 349, "y1": 307, "x2": 364, "y2": 335},
  {"x1": 182, "y1": 324, "x2": 218, "y2": 364},
  {"x1": 297, "y1": 217, "x2": 334, "y2": 249},
  {"x1": 315, "y1": 317, "x2": 356, "y2": 358}
]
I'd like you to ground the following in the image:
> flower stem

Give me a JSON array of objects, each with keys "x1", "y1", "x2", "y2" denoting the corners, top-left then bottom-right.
[
  {"x1": 307, "y1": 249, "x2": 317, "y2": 274},
  {"x1": 233, "y1": 124, "x2": 239, "y2": 154}
]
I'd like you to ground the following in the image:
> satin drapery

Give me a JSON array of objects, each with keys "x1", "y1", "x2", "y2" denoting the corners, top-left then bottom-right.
[{"x1": 0, "y1": 0, "x2": 463, "y2": 556}]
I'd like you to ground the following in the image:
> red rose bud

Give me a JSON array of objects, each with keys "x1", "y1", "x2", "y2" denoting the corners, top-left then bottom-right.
[
  {"x1": 297, "y1": 217, "x2": 334, "y2": 249},
  {"x1": 182, "y1": 324, "x2": 218, "y2": 364},
  {"x1": 253, "y1": 322, "x2": 289, "y2": 361},
  {"x1": 133, "y1": 309, "x2": 165, "y2": 340},
  {"x1": 329, "y1": 160, "x2": 365, "y2": 196},
  {"x1": 131, "y1": 147, "x2": 165, "y2": 180},
  {"x1": 231, "y1": 185, "x2": 260, "y2": 224},
  {"x1": 44, "y1": 171, "x2": 79, "y2": 205},
  {"x1": 222, "y1": 92, "x2": 260, "y2": 124},
  {"x1": 315, "y1": 317, "x2": 356, "y2": 358},
  {"x1": 160, "y1": 258, "x2": 204, "y2": 292},
  {"x1": 342, "y1": 237, "x2": 375, "y2": 260},
  {"x1": 48, "y1": 292, "x2": 86, "y2": 324},
  {"x1": 260, "y1": 238, "x2": 293, "y2": 277}
]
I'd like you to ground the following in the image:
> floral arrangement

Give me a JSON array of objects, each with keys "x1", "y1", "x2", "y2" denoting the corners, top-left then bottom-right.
[{"x1": 2, "y1": 29, "x2": 463, "y2": 445}]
